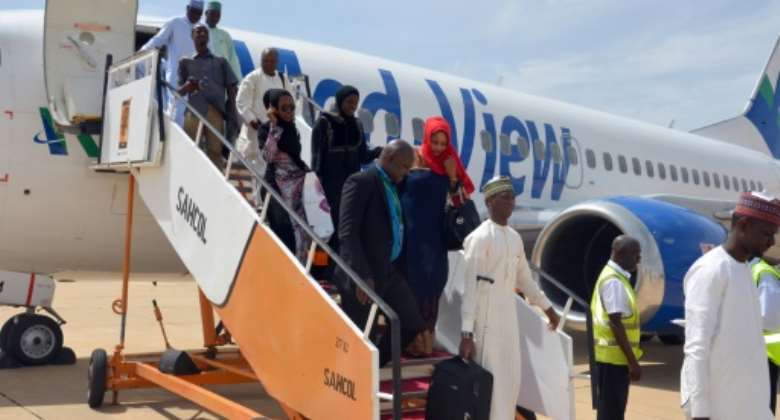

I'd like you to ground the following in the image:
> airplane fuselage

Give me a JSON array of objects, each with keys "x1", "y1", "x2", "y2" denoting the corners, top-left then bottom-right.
[{"x1": 0, "y1": 10, "x2": 776, "y2": 275}]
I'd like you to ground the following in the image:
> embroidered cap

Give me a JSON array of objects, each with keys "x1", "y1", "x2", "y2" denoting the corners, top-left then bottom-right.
[
  {"x1": 206, "y1": 1, "x2": 221, "y2": 11},
  {"x1": 189, "y1": 0, "x2": 205, "y2": 10},
  {"x1": 482, "y1": 176, "x2": 514, "y2": 200},
  {"x1": 734, "y1": 191, "x2": 780, "y2": 226}
]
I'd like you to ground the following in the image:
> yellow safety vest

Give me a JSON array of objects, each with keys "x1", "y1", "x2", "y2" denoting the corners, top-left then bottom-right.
[
  {"x1": 752, "y1": 259, "x2": 780, "y2": 365},
  {"x1": 591, "y1": 264, "x2": 643, "y2": 365}
]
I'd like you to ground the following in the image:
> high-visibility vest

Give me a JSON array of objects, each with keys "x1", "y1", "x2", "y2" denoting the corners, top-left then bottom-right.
[
  {"x1": 591, "y1": 264, "x2": 643, "y2": 365},
  {"x1": 752, "y1": 259, "x2": 780, "y2": 365}
]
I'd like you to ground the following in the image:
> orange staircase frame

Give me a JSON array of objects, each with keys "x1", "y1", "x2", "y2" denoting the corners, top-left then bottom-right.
[{"x1": 104, "y1": 174, "x2": 306, "y2": 420}]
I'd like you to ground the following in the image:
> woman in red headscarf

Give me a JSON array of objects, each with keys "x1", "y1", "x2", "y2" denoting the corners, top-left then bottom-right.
[{"x1": 401, "y1": 116, "x2": 475, "y2": 356}]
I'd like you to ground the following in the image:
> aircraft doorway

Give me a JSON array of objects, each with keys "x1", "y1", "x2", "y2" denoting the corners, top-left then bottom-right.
[{"x1": 43, "y1": 0, "x2": 138, "y2": 129}]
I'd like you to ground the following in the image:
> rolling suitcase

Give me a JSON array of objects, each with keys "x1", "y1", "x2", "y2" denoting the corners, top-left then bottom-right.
[{"x1": 425, "y1": 357, "x2": 493, "y2": 420}]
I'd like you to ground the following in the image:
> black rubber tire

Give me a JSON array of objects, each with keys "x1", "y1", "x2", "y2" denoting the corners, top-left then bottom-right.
[
  {"x1": 658, "y1": 333, "x2": 685, "y2": 346},
  {"x1": 7, "y1": 314, "x2": 63, "y2": 366},
  {"x1": 87, "y1": 348, "x2": 108, "y2": 408},
  {"x1": 0, "y1": 316, "x2": 17, "y2": 352}
]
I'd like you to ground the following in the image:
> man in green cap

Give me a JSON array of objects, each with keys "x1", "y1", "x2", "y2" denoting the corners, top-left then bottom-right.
[{"x1": 205, "y1": 1, "x2": 241, "y2": 80}]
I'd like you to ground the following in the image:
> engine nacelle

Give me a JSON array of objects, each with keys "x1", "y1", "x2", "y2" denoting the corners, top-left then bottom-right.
[{"x1": 531, "y1": 196, "x2": 726, "y2": 333}]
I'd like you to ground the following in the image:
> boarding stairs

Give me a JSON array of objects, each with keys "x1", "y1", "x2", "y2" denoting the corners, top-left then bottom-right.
[{"x1": 73, "y1": 48, "x2": 586, "y2": 419}]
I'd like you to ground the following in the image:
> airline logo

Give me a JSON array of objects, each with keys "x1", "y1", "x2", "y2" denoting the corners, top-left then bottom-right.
[
  {"x1": 237, "y1": 45, "x2": 574, "y2": 202},
  {"x1": 34, "y1": 107, "x2": 100, "y2": 158},
  {"x1": 746, "y1": 71, "x2": 780, "y2": 159},
  {"x1": 34, "y1": 107, "x2": 68, "y2": 155}
]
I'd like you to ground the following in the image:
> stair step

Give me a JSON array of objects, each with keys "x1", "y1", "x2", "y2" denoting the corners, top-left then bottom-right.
[
  {"x1": 399, "y1": 351, "x2": 451, "y2": 367},
  {"x1": 380, "y1": 407, "x2": 426, "y2": 419},
  {"x1": 229, "y1": 173, "x2": 253, "y2": 182},
  {"x1": 379, "y1": 377, "x2": 430, "y2": 396},
  {"x1": 229, "y1": 161, "x2": 248, "y2": 171}
]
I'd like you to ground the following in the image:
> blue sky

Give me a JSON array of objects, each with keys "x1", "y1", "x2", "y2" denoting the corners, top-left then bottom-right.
[{"x1": 5, "y1": 0, "x2": 780, "y2": 130}]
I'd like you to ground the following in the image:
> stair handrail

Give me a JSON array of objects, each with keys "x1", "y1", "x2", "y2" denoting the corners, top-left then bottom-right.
[
  {"x1": 160, "y1": 80, "x2": 405, "y2": 419},
  {"x1": 529, "y1": 263, "x2": 598, "y2": 410}
]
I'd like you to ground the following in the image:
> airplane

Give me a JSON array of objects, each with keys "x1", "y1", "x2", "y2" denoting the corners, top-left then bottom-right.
[{"x1": 1, "y1": 3, "x2": 779, "y2": 363}]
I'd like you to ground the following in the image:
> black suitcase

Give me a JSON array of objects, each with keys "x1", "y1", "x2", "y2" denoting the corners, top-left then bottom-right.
[{"x1": 425, "y1": 357, "x2": 493, "y2": 420}]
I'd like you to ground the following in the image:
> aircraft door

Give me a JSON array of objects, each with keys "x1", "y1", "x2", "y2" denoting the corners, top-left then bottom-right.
[{"x1": 43, "y1": 0, "x2": 138, "y2": 128}]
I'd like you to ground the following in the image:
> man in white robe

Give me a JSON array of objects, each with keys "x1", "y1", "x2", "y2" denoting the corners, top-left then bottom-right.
[
  {"x1": 140, "y1": 1, "x2": 203, "y2": 124},
  {"x1": 459, "y1": 176, "x2": 560, "y2": 420},
  {"x1": 681, "y1": 191, "x2": 780, "y2": 420}
]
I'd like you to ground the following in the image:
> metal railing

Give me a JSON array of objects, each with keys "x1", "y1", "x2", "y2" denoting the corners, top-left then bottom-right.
[
  {"x1": 160, "y1": 80, "x2": 405, "y2": 419},
  {"x1": 530, "y1": 263, "x2": 598, "y2": 410}
]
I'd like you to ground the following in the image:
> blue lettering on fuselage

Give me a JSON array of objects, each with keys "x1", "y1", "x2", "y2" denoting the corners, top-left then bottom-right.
[{"x1": 233, "y1": 43, "x2": 572, "y2": 201}]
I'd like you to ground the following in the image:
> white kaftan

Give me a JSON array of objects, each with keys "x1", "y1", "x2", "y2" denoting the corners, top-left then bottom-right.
[
  {"x1": 461, "y1": 220, "x2": 552, "y2": 420},
  {"x1": 140, "y1": 16, "x2": 195, "y2": 123},
  {"x1": 681, "y1": 246, "x2": 772, "y2": 419}
]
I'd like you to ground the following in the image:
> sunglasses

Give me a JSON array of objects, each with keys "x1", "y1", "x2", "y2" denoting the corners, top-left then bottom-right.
[{"x1": 279, "y1": 104, "x2": 295, "y2": 112}]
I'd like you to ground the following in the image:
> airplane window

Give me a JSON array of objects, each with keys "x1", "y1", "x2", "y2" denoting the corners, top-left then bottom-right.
[
  {"x1": 412, "y1": 118, "x2": 425, "y2": 144},
  {"x1": 723, "y1": 175, "x2": 730, "y2": 190},
  {"x1": 681, "y1": 167, "x2": 689, "y2": 183},
  {"x1": 670, "y1": 165, "x2": 678, "y2": 181},
  {"x1": 385, "y1": 113, "x2": 401, "y2": 138},
  {"x1": 632, "y1": 157, "x2": 641, "y2": 175},
  {"x1": 586, "y1": 149, "x2": 596, "y2": 168},
  {"x1": 566, "y1": 146, "x2": 578, "y2": 165},
  {"x1": 481, "y1": 130, "x2": 494, "y2": 153},
  {"x1": 657, "y1": 162, "x2": 666, "y2": 180},
  {"x1": 518, "y1": 136, "x2": 530, "y2": 157},
  {"x1": 732, "y1": 177, "x2": 739, "y2": 191},
  {"x1": 692, "y1": 169, "x2": 700, "y2": 185},
  {"x1": 618, "y1": 155, "x2": 628, "y2": 173},
  {"x1": 499, "y1": 134, "x2": 512, "y2": 156},
  {"x1": 702, "y1": 171, "x2": 710, "y2": 187},
  {"x1": 713, "y1": 173, "x2": 721, "y2": 189},
  {"x1": 759, "y1": 181, "x2": 765, "y2": 191},
  {"x1": 533, "y1": 139, "x2": 544, "y2": 160},
  {"x1": 645, "y1": 160, "x2": 654, "y2": 178},
  {"x1": 358, "y1": 109, "x2": 374, "y2": 133},
  {"x1": 750, "y1": 180, "x2": 757, "y2": 191},
  {"x1": 603, "y1": 152, "x2": 613, "y2": 171},
  {"x1": 551, "y1": 143, "x2": 563, "y2": 163},
  {"x1": 741, "y1": 179, "x2": 748, "y2": 191}
]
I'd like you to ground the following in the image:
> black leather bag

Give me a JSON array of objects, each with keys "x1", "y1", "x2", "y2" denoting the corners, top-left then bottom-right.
[
  {"x1": 425, "y1": 357, "x2": 493, "y2": 420},
  {"x1": 444, "y1": 193, "x2": 481, "y2": 250}
]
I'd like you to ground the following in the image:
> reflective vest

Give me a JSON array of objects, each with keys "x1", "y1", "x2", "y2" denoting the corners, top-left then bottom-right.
[
  {"x1": 752, "y1": 259, "x2": 780, "y2": 365},
  {"x1": 591, "y1": 264, "x2": 643, "y2": 365}
]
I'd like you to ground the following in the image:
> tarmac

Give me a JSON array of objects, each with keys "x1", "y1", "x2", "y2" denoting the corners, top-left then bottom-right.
[{"x1": 0, "y1": 273, "x2": 703, "y2": 419}]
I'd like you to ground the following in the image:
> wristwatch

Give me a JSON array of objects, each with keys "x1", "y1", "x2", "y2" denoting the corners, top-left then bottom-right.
[{"x1": 461, "y1": 331, "x2": 474, "y2": 340}]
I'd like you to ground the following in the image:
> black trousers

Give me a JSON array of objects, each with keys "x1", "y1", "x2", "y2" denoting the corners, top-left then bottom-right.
[
  {"x1": 596, "y1": 362, "x2": 630, "y2": 420},
  {"x1": 340, "y1": 270, "x2": 425, "y2": 366},
  {"x1": 770, "y1": 359, "x2": 779, "y2": 414},
  {"x1": 321, "y1": 178, "x2": 342, "y2": 252}
]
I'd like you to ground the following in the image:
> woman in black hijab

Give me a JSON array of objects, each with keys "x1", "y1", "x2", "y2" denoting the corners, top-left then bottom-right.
[
  {"x1": 258, "y1": 88, "x2": 310, "y2": 262},
  {"x1": 311, "y1": 85, "x2": 382, "y2": 252}
]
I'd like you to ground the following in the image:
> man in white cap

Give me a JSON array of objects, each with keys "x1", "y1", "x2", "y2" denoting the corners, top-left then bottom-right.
[
  {"x1": 141, "y1": 1, "x2": 204, "y2": 124},
  {"x1": 458, "y1": 176, "x2": 560, "y2": 420},
  {"x1": 681, "y1": 191, "x2": 780, "y2": 420}
]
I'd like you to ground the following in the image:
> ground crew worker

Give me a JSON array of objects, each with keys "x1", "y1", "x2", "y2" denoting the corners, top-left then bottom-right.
[
  {"x1": 591, "y1": 235, "x2": 643, "y2": 420},
  {"x1": 752, "y1": 257, "x2": 780, "y2": 413}
]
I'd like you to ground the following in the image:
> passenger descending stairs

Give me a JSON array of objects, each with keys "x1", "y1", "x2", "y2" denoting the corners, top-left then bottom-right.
[{"x1": 122, "y1": 87, "x2": 446, "y2": 418}]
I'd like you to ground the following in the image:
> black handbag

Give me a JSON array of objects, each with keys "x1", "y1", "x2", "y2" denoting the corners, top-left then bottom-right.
[{"x1": 444, "y1": 189, "x2": 481, "y2": 251}]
